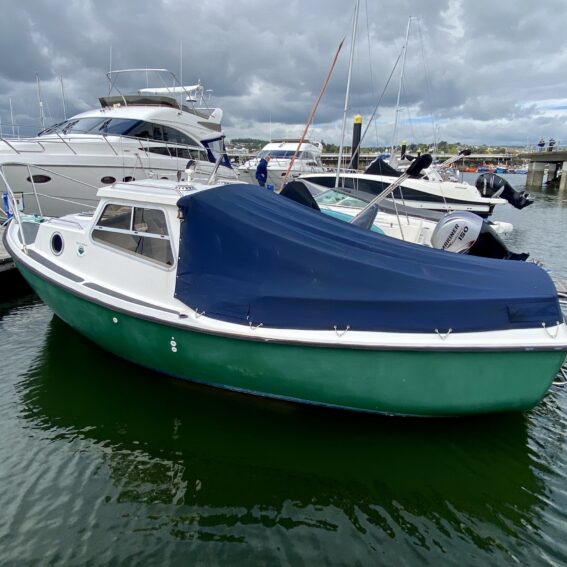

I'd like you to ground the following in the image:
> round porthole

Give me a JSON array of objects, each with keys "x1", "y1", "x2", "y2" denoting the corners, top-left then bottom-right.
[
  {"x1": 123, "y1": 176, "x2": 135, "y2": 182},
  {"x1": 26, "y1": 174, "x2": 51, "y2": 184},
  {"x1": 51, "y1": 232, "x2": 64, "y2": 255},
  {"x1": 101, "y1": 176, "x2": 116, "y2": 184}
]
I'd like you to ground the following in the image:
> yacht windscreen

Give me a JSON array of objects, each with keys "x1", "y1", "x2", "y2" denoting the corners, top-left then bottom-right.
[
  {"x1": 40, "y1": 117, "x2": 145, "y2": 136},
  {"x1": 258, "y1": 150, "x2": 315, "y2": 159},
  {"x1": 38, "y1": 118, "x2": 202, "y2": 148},
  {"x1": 259, "y1": 150, "x2": 292, "y2": 159}
]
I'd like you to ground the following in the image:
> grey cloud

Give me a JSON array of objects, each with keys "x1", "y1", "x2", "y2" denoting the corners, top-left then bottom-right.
[{"x1": 1, "y1": 0, "x2": 567, "y2": 146}]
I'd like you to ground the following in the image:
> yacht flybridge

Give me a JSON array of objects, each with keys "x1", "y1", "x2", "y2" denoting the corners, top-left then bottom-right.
[{"x1": 0, "y1": 69, "x2": 236, "y2": 217}]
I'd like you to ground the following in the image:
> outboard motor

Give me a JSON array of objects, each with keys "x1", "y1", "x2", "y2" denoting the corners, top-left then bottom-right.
[
  {"x1": 431, "y1": 211, "x2": 529, "y2": 260},
  {"x1": 475, "y1": 173, "x2": 533, "y2": 210}
]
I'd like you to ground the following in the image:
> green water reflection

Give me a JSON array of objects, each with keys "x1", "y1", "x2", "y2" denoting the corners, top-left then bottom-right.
[{"x1": 11, "y1": 314, "x2": 557, "y2": 565}]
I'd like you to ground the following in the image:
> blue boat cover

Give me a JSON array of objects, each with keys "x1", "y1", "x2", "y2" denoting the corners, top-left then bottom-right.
[{"x1": 175, "y1": 184, "x2": 562, "y2": 333}]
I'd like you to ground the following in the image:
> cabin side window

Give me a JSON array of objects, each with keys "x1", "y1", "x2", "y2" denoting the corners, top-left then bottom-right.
[
  {"x1": 161, "y1": 126, "x2": 200, "y2": 147},
  {"x1": 144, "y1": 146, "x2": 208, "y2": 161},
  {"x1": 92, "y1": 204, "x2": 174, "y2": 266}
]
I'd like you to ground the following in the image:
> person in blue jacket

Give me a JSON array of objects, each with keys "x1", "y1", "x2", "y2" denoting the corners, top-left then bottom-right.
[{"x1": 255, "y1": 154, "x2": 271, "y2": 187}]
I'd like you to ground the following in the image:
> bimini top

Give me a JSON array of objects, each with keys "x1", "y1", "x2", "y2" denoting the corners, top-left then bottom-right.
[{"x1": 175, "y1": 184, "x2": 561, "y2": 333}]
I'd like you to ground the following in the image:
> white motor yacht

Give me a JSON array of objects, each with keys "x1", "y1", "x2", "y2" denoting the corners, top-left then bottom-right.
[
  {"x1": 237, "y1": 139, "x2": 327, "y2": 190},
  {"x1": 0, "y1": 69, "x2": 237, "y2": 217}
]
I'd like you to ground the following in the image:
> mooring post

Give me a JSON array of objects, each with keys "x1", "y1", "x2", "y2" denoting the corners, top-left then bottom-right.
[
  {"x1": 350, "y1": 114, "x2": 362, "y2": 170},
  {"x1": 526, "y1": 161, "x2": 546, "y2": 188},
  {"x1": 560, "y1": 161, "x2": 567, "y2": 192}
]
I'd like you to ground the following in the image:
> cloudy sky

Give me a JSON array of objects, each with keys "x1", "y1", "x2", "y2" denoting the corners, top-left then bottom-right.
[{"x1": 1, "y1": 0, "x2": 566, "y2": 149}]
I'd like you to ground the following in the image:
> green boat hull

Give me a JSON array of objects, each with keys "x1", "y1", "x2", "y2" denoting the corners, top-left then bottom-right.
[{"x1": 18, "y1": 263, "x2": 566, "y2": 417}]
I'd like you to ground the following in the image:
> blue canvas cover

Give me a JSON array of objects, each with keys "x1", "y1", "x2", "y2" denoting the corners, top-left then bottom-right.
[{"x1": 175, "y1": 184, "x2": 561, "y2": 333}]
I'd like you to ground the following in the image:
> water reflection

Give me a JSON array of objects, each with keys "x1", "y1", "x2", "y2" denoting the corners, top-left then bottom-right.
[
  {"x1": 477, "y1": 174, "x2": 567, "y2": 280},
  {"x1": 16, "y1": 315, "x2": 549, "y2": 563},
  {"x1": 0, "y1": 290, "x2": 39, "y2": 322}
]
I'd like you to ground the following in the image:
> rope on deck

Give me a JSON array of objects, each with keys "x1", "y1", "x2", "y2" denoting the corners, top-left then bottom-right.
[{"x1": 553, "y1": 361, "x2": 567, "y2": 387}]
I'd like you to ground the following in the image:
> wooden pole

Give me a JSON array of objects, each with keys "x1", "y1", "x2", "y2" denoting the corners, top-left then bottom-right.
[{"x1": 280, "y1": 37, "x2": 345, "y2": 188}]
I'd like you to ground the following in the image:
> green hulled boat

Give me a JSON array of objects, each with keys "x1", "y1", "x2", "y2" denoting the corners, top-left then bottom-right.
[{"x1": 4, "y1": 178, "x2": 567, "y2": 416}]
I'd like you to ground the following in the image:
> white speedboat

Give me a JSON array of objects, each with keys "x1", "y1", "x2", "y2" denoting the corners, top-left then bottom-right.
[
  {"x1": 4, "y1": 176, "x2": 567, "y2": 417},
  {"x1": 301, "y1": 156, "x2": 532, "y2": 218},
  {"x1": 0, "y1": 69, "x2": 237, "y2": 217},
  {"x1": 280, "y1": 171, "x2": 524, "y2": 261},
  {"x1": 238, "y1": 139, "x2": 327, "y2": 190}
]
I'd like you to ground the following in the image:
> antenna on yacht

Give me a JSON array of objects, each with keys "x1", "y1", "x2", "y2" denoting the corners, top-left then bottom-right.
[
  {"x1": 346, "y1": 48, "x2": 403, "y2": 169},
  {"x1": 335, "y1": 0, "x2": 360, "y2": 187},
  {"x1": 108, "y1": 46, "x2": 112, "y2": 96},
  {"x1": 389, "y1": 17, "x2": 413, "y2": 159},
  {"x1": 179, "y1": 40, "x2": 183, "y2": 108},
  {"x1": 60, "y1": 76, "x2": 67, "y2": 120},
  {"x1": 281, "y1": 36, "x2": 345, "y2": 187},
  {"x1": 35, "y1": 74, "x2": 45, "y2": 129}
]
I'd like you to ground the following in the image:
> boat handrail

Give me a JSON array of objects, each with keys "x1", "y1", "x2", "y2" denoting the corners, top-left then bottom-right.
[
  {"x1": 54, "y1": 131, "x2": 77, "y2": 155},
  {"x1": 0, "y1": 156, "x2": 234, "y2": 222},
  {"x1": 0, "y1": 162, "x2": 103, "y2": 224},
  {"x1": 206, "y1": 153, "x2": 225, "y2": 185},
  {"x1": 105, "y1": 68, "x2": 213, "y2": 115},
  {"x1": 0, "y1": 137, "x2": 25, "y2": 154},
  {"x1": 48, "y1": 217, "x2": 89, "y2": 230},
  {"x1": 0, "y1": 167, "x2": 29, "y2": 252},
  {"x1": 0, "y1": 162, "x2": 100, "y2": 190},
  {"x1": 0, "y1": 133, "x2": 207, "y2": 159}
]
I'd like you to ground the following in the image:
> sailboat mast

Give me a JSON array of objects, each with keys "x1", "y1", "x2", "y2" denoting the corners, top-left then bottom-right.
[
  {"x1": 390, "y1": 17, "x2": 412, "y2": 157},
  {"x1": 60, "y1": 76, "x2": 67, "y2": 120},
  {"x1": 179, "y1": 40, "x2": 183, "y2": 108},
  {"x1": 36, "y1": 74, "x2": 45, "y2": 129},
  {"x1": 281, "y1": 37, "x2": 345, "y2": 187},
  {"x1": 108, "y1": 46, "x2": 112, "y2": 96},
  {"x1": 335, "y1": 0, "x2": 360, "y2": 186},
  {"x1": 9, "y1": 98, "x2": 15, "y2": 137}
]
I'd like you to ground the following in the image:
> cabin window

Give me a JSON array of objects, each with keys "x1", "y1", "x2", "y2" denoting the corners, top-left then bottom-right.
[
  {"x1": 50, "y1": 232, "x2": 64, "y2": 255},
  {"x1": 101, "y1": 176, "x2": 116, "y2": 184},
  {"x1": 161, "y1": 126, "x2": 200, "y2": 147},
  {"x1": 143, "y1": 146, "x2": 208, "y2": 161},
  {"x1": 39, "y1": 117, "x2": 204, "y2": 152},
  {"x1": 96, "y1": 204, "x2": 132, "y2": 230},
  {"x1": 92, "y1": 204, "x2": 174, "y2": 266}
]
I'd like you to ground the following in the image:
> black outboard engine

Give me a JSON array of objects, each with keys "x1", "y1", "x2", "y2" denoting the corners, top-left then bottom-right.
[
  {"x1": 431, "y1": 211, "x2": 529, "y2": 260},
  {"x1": 475, "y1": 173, "x2": 533, "y2": 210}
]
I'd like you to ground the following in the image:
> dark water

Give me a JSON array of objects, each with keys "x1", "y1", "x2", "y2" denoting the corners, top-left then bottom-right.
[{"x1": 1, "y1": 177, "x2": 567, "y2": 566}]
